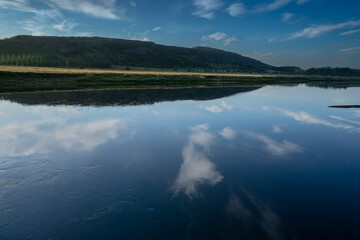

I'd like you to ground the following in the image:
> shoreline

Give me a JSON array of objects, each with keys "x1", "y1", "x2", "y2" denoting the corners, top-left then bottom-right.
[{"x1": 1, "y1": 66, "x2": 359, "y2": 94}]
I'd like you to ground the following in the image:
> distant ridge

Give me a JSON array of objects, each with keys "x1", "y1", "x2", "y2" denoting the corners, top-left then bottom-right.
[{"x1": 0, "y1": 35, "x2": 359, "y2": 76}]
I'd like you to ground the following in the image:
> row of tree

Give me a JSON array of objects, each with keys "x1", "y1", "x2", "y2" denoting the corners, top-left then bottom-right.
[{"x1": 0, "y1": 53, "x2": 49, "y2": 67}]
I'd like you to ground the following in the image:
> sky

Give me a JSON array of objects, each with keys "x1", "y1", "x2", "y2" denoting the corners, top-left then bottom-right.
[{"x1": 0, "y1": 0, "x2": 359, "y2": 69}]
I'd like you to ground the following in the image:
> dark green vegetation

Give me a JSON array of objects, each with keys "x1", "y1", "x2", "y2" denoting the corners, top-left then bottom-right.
[
  {"x1": 1, "y1": 35, "x2": 359, "y2": 75},
  {"x1": 1, "y1": 70, "x2": 359, "y2": 93},
  {"x1": 0, "y1": 87, "x2": 261, "y2": 106}
]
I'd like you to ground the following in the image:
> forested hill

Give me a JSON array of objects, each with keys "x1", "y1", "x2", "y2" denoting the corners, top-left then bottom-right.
[
  {"x1": 0, "y1": 35, "x2": 359, "y2": 76},
  {"x1": 0, "y1": 35, "x2": 271, "y2": 72}
]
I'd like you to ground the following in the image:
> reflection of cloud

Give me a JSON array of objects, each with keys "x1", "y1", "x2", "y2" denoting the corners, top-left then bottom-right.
[
  {"x1": 226, "y1": 189, "x2": 289, "y2": 240},
  {"x1": 272, "y1": 126, "x2": 283, "y2": 133},
  {"x1": 200, "y1": 100, "x2": 233, "y2": 113},
  {"x1": 0, "y1": 119, "x2": 126, "y2": 156},
  {"x1": 329, "y1": 115, "x2": 360, "y2": 125},
  {"x1": 248, "y1": 132, "x2": 303, "y2": 156},
  {"x1": 220, "y1": 127, "x2": 237, "y2": 140},
  {"x1": 272, "y1": 107, "x2": 360, "y2": 132},
  {"x1": 173, "y1": 124, "x2": 223, "y2": 198}
]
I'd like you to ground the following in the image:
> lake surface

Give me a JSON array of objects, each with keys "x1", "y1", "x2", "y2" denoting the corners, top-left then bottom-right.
[{"x1": 1, "y1": 84, "x2": 360, "y2": 240}]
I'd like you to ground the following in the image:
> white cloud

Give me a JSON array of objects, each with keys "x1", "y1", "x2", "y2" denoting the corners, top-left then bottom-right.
[
  {"x1": 297, "y1": 0, "x2": 310, "y2": 4},
  {"x1": 172, "y1": 124, "x2": 223, "y2": 198},
  {"x1": 0, "y1": 119, "x2": 126, "y2": 156},
  {"x1": 53, "y1": 20, "x2": 78, "y2": 33},
  {"x1": 193, "y1": 0, "x2": 223, "y2": 19},
  {"x1": 202, "y1": 32, "x2": 227, "y2": 41},
  {"x1": 223, "y1": 36, "x2": 238, "y2": 46},
  {"x1": 227, "y1": 2, "x2": 246, "y2": 17},
  {"x1": 277, "y1": 20, "x2": 360, "y2": 41},
  {"x1": 153, "y1": 27, "x2": 161, "y2": 31},
  {"x1": 272, "y1": 126, "x2": 283, "y2": 133},
  {"x1": 272, "y1": 107, "x2": 360, "y2": 132},
  {"x1": 339, "y1": 46, "x2": 360, "y2": 53},
  {"x1": 129, "y1": 0, "x2": 136, "y2": 7},
  {"x1": 21, "y1": 19, "x2": 46, "y2": 36},
  {"x1": 329, "y1": 115, "x2": 360, "y2": 125},
  {"x1": 0, "y1": 0, "x2": 37, "y2": 13},
  {"x1": 47, "y1": 0, "x2": 122, "y2": 19},
  {"x1": 220, "y1": 127, "x2": 237, "y2": 140},
  {"x1": 248, "y1": 132, "x2": 303, "y2": 156},
  {"x1": 282, "y1": 12, "x2": 294, "y2": 22},
  {"x1": 200, "y1": 100, "x2": 233, "y2": 113},
  {"x1": 253, "y1": 0, "x2": 292, "y2": 13},
  {"x1": 340, "y1": 29, "x2": 360, "y2": 36}
]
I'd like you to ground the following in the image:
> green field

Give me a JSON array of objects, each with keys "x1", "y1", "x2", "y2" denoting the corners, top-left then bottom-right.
[{"x1": 0, "y1": 66, "x2": 359, "y2": 93}]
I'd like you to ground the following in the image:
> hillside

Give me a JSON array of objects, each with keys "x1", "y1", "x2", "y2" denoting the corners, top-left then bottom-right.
[
  {"x1": 0, "y1": 35, "x2": 359, "y2": 76},
  {"x1": 0, "y1": 35, "x2": 272, "y2": 72}
]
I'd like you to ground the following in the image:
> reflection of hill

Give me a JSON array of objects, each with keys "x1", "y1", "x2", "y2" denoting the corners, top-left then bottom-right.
[
  {"x1": 305, "y1": 82, "x2": 360, "y2": 89},
  {"x1": 0, "y1": 87, "x2": 261, "y2": 107}
]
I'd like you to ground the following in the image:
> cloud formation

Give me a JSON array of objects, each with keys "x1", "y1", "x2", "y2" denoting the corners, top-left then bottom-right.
[
  {"x1": 271, "y1": 107, "x2": 360, "y2": 132},
  {"x1": 47, "y1": 0, "x2": 122, "y2": 19},
  {"x1": 220, "y1": 127, "x2": 237, "y2": 140},
  {"x1": 248, "y1": 132, "x2": 303, "y2": 156},
  {"x1": 192, "y1": 0, "x2": 223, "y2": 19},
  {"x1": 340, "y1": 29, "x2": 360, "y2": 36},
  {"x1": 172, "y1": 124, "x2": 223, "y2": 198},
  {"x1": 274, "y1": 20, "x2": 360, "y2": 41},
  {"x1": 253, "y1": 0, "x2": 292, "y2": 13},
  {"x1": 200, "y1": 100, "x2": 234, "y2": 113},
  {"x1": 0, "y1": 119, "x2": 126, "y2": 156},
  {"x1": 227, "y1": 2, "x2": 246, "y2": 17},
  {"x1": 53, "y1": 20, "x2": 78, "y2": 33},
  {"x1": 339, "y1": 46, "x2": 360, "y2": 53},
  {"x1": 202, "y1": 32, "x2": 227, "y2": 41},
  {"x1": 282, "y1": 12, "x2": 294, "y2": 22}
]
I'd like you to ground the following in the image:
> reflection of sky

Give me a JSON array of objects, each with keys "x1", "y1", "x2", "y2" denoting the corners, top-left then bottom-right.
[{"x1": 1, "y1": 85, "x2": 360, "y2": 239}]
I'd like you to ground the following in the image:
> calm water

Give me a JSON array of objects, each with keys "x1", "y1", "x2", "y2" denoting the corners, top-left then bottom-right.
[{"x1": 0, "y1": 85, "x2": 360, "y2": 240}]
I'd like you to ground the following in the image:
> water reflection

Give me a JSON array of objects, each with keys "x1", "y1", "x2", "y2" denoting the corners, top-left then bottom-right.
[
  {"x1": 173, "y1": 124, "x2": 223, "y2": 199},
  {"x1": 0, "y1": 87, "x2": 260, "y2": 107},
  {"x1": 267, "y1": 107, "x2": 360, "y2": 132},
  {"x1": 0, "y1": 118, "x2": 126, "y2": 156},
  {"x1": 0, "y1": 85, "x2": 360, "y2": 239},
  {"x1": 247, "y1": 132, "x2": 303, "y2": 157}
]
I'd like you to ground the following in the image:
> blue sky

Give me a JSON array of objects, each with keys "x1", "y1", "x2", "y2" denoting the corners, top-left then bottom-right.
[{"x1": 0, "y1": 0, "x2": 359, "y2": 69}]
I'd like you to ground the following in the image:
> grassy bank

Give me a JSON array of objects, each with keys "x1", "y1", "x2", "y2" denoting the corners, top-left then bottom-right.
[{"x1": 0, "y1": 66, "x2": 359, "y2": 93}]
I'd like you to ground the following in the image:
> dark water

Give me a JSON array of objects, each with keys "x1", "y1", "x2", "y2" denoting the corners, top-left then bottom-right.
[{"x1": 0, "y1": 85, "x2": 360, "y2": 240}]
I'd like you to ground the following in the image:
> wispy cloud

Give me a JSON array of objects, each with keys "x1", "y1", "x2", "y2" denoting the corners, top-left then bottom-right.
[
  {"x1": 227, "y1": 2, "x2": 246, "y2": 17},
  {"x1": 272, "y1": 126, "x2": 283, "y2": 133},
  {"x1": 0, "y1": 0, "x2": 37, "y2": 13},
  {"x1": 282, "y1": 12, "x2": 294, "y2": 22},
  {"x1": 53, "y1": 20, "x2": 78, "y2": 33},
  {"x1": 253, "y1": 0, "x2": 292, "y2": 13},
  {"x1": 47, "y1": 0, "x2": 122, "y2": 20},
  {"x1": 129, "y1": 0, "x2": 136, "y2": 7},
  {"x1": 227, "y1": 189, "x2": 290, "y2": 240},
  {"x1": 329, "y1": 115, "x2": 360, "y2": 125},
  {"x1": 297, "y1": 0, "x2": 310, "y2": 4},
  {"x1": 270, "y1": 107, "x2": 360, "y2": 132},
  {"x1": 153, "y1": 26, "x2": 161, "y2": 31},
  {"x1": 220, "y1": 127, "x2": 237, "y2": 140},
  {"x1": 339, "y1": 46, "x2": 360, "y2": 53},
  {"x1": 224, "y1": 36, "x2": 238, "y2": 45},
  {"x1": 192, "y1": 0, "x2": 223, "y2": 19},
  {"x1": 247, "y1": 132, "x2": 303, "y2": 156},
  {"x1": 202, "y1": 32, "x2": 227, "y2": 41},
  {"x1": 172, "y1": 124, "x2": 223, "y2": 199},
  {"x1": 0, "y1": 119, "x2": 126, "y2": 156},
  {"x1": 202, "y1": 32, "x2": 238, "y2": 46},
  {"x1": 200, "y1": 100, "x2": 233, "y2": 113},
  {"x1": 340, "y1": 29, "x2": 360, "y2": 36},
  {"x1": 273, "y1": 20, "x2": 360, "y2": 41}
]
